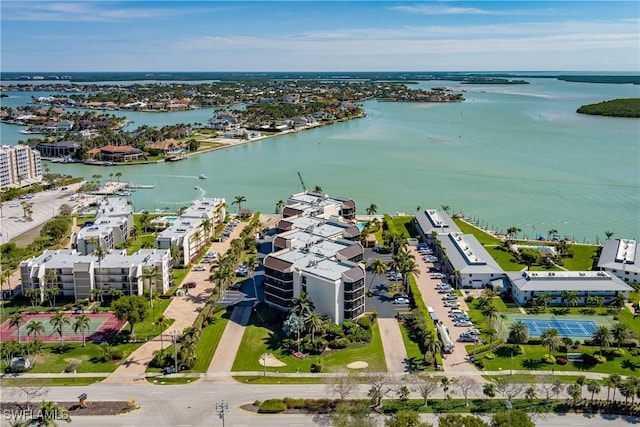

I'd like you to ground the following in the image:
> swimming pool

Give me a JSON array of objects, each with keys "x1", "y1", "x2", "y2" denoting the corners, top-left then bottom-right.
[
  {"x1": 356, "y1": 221, "x2": 367, "y2": 231},
  {"x1": 152, "y1": 216, "x2": 178, "y2": 224}
]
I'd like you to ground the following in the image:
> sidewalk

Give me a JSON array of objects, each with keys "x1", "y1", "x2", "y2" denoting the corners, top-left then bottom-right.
[
  {"x1": 101, "y1": 221, "x2": 249, "y2": 384},
  {"x1": 205, "y1": 303, "x2": 253, "y2": 380},
  {"x1": 377, "y1": 318, "x2": 409, "y2": 374}
]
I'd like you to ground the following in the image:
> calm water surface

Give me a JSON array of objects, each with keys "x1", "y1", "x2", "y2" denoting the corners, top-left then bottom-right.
[{"x1": 1, "y1": 78, "x2": 638, "y2": 242}]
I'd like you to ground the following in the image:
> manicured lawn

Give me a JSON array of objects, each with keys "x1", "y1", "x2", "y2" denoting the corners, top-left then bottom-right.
[
  {"x1": 482, "y1": 374, "x2": 602, "y2": 385},
  {"x1": 25, "y1": 342, "x2": 140, "y2": 374},
  {"x1": 126, "y1": 234, "x2": 157, "y2": 254},
  {"x1": 491, "y1": 297, "x2": 522, "y2": 314},
  {"x1": 232, "y1": 376, "x2": 326, "y2": 385},
  {"x1": 386, "y1": 216, "x2": 418, "y2": 239},
  {"x1": 382, "y1": 398, "x2": 564, "y2": 414},
  {"x1": 232, "y1": 318, "x2": 387, "y2": 374},
  {"x1": 0, "y1": 377, "x2": 105, "y2": 387},
  {"x1": 474, "y1": 342, "x2": 640, "y2": 376},
  {"x1": 188, "y1": 307, "x2": 230, "y2": 372},
  {"x1": 133, "y1": 297, "x2": 173, "y2": 338},
  {"x1": 560, "y1": 244, "x2": 599, "y2": 270},
  {"x1": 453, "y1": 219, "x2": 502, "y2": 246},
  {"x1": 147, "y1": 377, "x2": 199, "y2": 385}
]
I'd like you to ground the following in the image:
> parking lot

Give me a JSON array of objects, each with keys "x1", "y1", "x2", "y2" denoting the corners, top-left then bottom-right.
[
  {"x1": 364, "y1": 248, "x2": 411, "y2": 318},
  {"x1": 408, "y1": 245, "x2": 478, "y2": 372}
]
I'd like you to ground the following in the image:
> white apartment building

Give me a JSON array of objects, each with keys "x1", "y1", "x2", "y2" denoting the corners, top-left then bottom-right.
[
  {"x1": 507, "y1": 270, "x2": 632, "y2": 306},
  {"x1": 284, "y1": 191, "x2": 356, "y2": 221},
  {"x1": 154, "y1": 197, "x2": 226, "y2": 266},
  {"x1": 0, "y1": 144, "x2": 43, "y2": 189},
  {"x1": 75, "y1": 197, "x2": 132, "y2": 255},
  {"x1": 20, "y1": 248, "x2": 172, "y2": 302},
  {"x1": 597, "y1": 239, "x2": 640, "y2": 285}
]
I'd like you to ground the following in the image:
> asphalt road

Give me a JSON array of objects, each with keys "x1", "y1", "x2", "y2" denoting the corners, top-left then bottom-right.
[{"x1": 2, "y1": 377, "x2": 638, "y2": 427}]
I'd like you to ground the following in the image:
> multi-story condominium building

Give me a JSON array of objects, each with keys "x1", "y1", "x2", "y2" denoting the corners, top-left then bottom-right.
[
  {"x1": 154, "y1": 197, "x2": 226, "y2": 266},
  {"x1": 75, "y1": 197, "x2": 132, "y2": 255},
  {"x1": 284, "y1": 191, "x2": 357, "y2": 221},
  {"x1": 413, "y1": 209, "x2": 462, "y2": 244},
  {"x1": 414, "y1": 209, "x2": 503, "y2": 289},
  {"x1": 597, "y1": 239, "x2": 640, "y2": 285},
  {"x1": 263, "y1": 192, "x2": 364, "y2": 324},
  {"x1": 20, "y1": 248, "x2": 172, "y2": 302},
  {"x1": 507, "y1": 270, "x2": 632, "y2": 306},
  {"x1": 0, "y1": 144, "x2": 43, "y2": 189}
]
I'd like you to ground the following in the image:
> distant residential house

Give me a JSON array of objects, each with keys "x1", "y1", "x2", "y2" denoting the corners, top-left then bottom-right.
[
  {"x1": 145, "y1": 139, "x2": 185, "y2": 154},
  {"x1": 35, "y1": 140, "x2": 79, "y2": 158},
  {"x1": 99, "y1": 145, "x2": 144, "y2": 162}
]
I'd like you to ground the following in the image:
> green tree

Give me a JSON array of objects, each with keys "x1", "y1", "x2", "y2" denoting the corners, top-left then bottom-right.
[
  {"x1": 232, "y1": 195, "x2": 246, "y2": 213},
  {"x1": 9, "y1": 313, "x2": 25, "y2": 343},
  {"x1": 611, "y1": 323, "x2": 632, "y2": 350},
  {"x1": 491, "y1": 410, "x2": 535, "y2": 427},
  {"x1": 508, "y1": 321, "x2": 529, "y2": 344},
  {"x1": 275, "y1": 200, "x2": 285, "y2": 215},
  {"x1": 366, "y1": 203, "x2": 378, "y2": 216},
  {"x1": 591, "y1": 325, "x2": 612, "y2": 356},
  {"x1": 26, "y1": 320, "x2": 45, "y2": 341},
  {"x1": 111, "y1": 295, "x2": 149, "y2": 335},
  {"x1": 586, "y1": 380, "x2": 602, "y2": 403},
  {"x1": 73, "y1": 314, "x2": 91, "y2": 347},
  {"x1": 37, "y1": 400, "x2": 71, "y2": 426},
  {"x1": 540, "y1": 328, "x2": 562, "y2": 356},
  {"x1": 49, "y1": 312, "x2": 70, "y2": 347},
  {"x1": 368, "y1": 258, "x2": 387, "y2": 291},
  {"x1": 291, "y1": 292, "x2": 315, "y2": 317},
  {"x1": 385, "y1": 410, "x2": 433, "y2": 427},
  {"x1": 330, "y1": 400, "x2": 375, "y2": 427},
  {"x1": 438, "y1": 414, "x2": 489, "y2": 427},
  {"x1": 561, "y1": 290, "x2": 579, "y2": 309}
]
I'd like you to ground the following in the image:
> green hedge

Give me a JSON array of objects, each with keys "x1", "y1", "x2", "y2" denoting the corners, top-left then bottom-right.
[
  {"x1": 258, "y1": 399, "x2": 287, "y2": 413},
  {"x1": 407, "y1": 273, "x2": 442, "y2": 368},
  {"x1": 384, "y1": 214, "x2": 397, "y2": 234}
]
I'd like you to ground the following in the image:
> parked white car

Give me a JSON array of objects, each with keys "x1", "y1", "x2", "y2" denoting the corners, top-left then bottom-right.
[
  {"x1": 192, "y1": 265, "x2": 206, "y2": 271},
  {"x1": 454, "y1": 320, "x2": 474, "y2": 327},
  {"x1": 443, "y1": 301, "x2": 461, "y2": 308}
]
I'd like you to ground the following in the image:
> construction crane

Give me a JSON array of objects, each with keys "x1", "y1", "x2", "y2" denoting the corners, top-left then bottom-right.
[{"x1": 297, "y1": 171, "x2": 307, "y2": 192}]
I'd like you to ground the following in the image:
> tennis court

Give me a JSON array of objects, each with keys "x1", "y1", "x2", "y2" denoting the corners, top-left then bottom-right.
[
  {"x1": 516, "y1": 318, "x2": 599, "y2": 339},
  {"x1": 1, "y1": 313, "x2": 126, "y2": 343}
]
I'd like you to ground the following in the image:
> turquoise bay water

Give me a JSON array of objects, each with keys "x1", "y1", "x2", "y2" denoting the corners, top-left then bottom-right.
[{"x1": 1, "y1": 78, "x2": 638, "y2": 242}]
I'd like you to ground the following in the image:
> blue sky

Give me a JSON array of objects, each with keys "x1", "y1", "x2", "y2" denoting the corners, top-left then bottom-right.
[{"x1": 1, "y1": 1, "x2": 639, "y2": 72}]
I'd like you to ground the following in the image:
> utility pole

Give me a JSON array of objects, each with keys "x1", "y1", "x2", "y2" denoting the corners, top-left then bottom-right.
[
  {"x1": 262, "y1": 353, "x2": 266, "y2": 378},
  {"x1": 215, "y1": 401, "x2": 229, "y2": 427}
]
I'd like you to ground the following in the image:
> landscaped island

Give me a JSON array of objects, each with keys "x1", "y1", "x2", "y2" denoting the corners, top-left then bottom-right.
[{"x1": 576, "y1": 98, "x2": 640, "y2": 118}]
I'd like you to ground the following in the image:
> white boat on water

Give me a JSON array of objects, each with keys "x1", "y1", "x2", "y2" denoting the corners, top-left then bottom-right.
[
  {"x1": 194, "y1": 186, "x2": 202, "y2": 190},
  {"x1": 199, "y1": 174, "x2": 207, "y2": 179}
]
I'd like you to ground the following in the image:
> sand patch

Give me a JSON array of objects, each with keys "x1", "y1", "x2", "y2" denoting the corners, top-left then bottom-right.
[
  {"x1": 259, "y1": 353, "x2": 287, "y2": 367},
  {"x1": 346, "y1": 361, "x2": 368, "y2": 369}
]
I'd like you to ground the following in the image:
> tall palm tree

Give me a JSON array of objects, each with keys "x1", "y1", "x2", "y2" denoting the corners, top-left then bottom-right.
[
  {"x1": 73, "y1": 314, "x2": 91, "y2": 347},
  {"x1": 540, "y1": 328, "x2": 562, "y2": 357},
  {"x1": 591, "y1": 326, "x2": 613, "y2": 356},
  {"x1": 201, "y1": 218, "x2": 212, "y2": 241},
  {"x1": 547, "y1": 229, "x2": 558, "y2": 241},
  {"x1": 156, "y1": 315, "x2": 171, "y2": 350},
  {"x1": 423, "y1": 329, "x2": 442, "y2": 360},
  {"x1": 607, "y1": 373, "x2": 622, "y2": 401},
  {"x1": 368, "y1": 258, "x2": 387, "y2": 291},
  {"x1": 561, "y1": 290, "x2": 579, "y2": 309},
  {"x1": 232, "y1": 195, "x2": 246, "y2": 214},
  {"x1": 26, "y1": 320, "x2": 45, "y2": 341},
  {"x1": 365, "y1": 203, "x2": 378, "y2": 216},
  {"x1": 508, "y1": 321, "x2": 530, "y2": 344},
  {"x1": 506, "y1": 226, "x2": 521, "y2": 243},
  {"x1": 304, "y1": 310, "x2": 323, "y2": 344},
  {"x1": 611, "y1": 323, "x2": 632, "y2": 350},
  {"x1": 93, "y1": 243, "x2": 106, "y2": 301},
  {"x1": 141, "y1": 267, "x2": 159, "y2": 320},
  {"x1": 291, "y1": 292, "x2": 315, "y2": 317},
  {"x1": 604, "y1": 230, "x2": 614, "y2": 240},
  {"x1": 535, "y1": 293, "x2": 550, "y2": 311},
  {"x1": 38, "y1": 400, "x2": 69, "y2": 426},
  {"x1": 9, "y1": 313, "x2": 25, "y2": 343},
  {"x1": 245, "y1": 256, "x2": 260, "y2": 301},
  {"x1": 612, "y1": 293, "x2": 627, "y2": 309},
  {"x1": 49, "y1": 312, "x2": 70, "y2": 347},
  {"x1": 440, "y1": 205, "x2": 450, "y2": 214}
]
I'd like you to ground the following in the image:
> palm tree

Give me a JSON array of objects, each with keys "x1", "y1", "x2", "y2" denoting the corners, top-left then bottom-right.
[
  {"x1": 38, "y1": 400, "x2": 69, "y2": 426},
  {"x1": 9, "y1": 313, "x2": 25, "y2": 343},
  {"x1": 535, "y1": 293, "x2": 550, "y2": 311},
  {"x1": 587, "y1": 380, "x2": 602, "y2": 403},
  {"x1": 368, "y1": 258, "x2": 387, "y2": 291},
  {"x1": 115, "y1": 171, "x2": 123, "y2": 182},
  {"x1": 508, "y1": 321, "x2": 530, "y2": 344},
  {"x1": 312, "y1": 185, "x2": 323, "y2": 193},
  {"x1": 26, "y1": 320, "x2": 45, "y2": 341},
  {"x1": 608, "y1": 373, "x2": 622, "y2": 401},
  {"x1": 73, "y1": 314, "x2": 91, "y2": 347},
  {"x1": 201, "y1": 218, "x2": 213, "y2": 241},
  {"x1": 561, "y1": 290, "x2": 579, "y2": 309},
  {"x1": 291, "y1": 292, "x2": 315, "y2": 317},
  {"x1": 591, "y1": 326, "x2": 613, "y2": 356},
  {"x1": 440, "y1": 205, "x2": 450, "y2": 214},
  {"x1": 245, "y1": 256, "x2": 260, "y2": 301},
  {"x1": 604, "y1": 230, "x2": 614, "y2": 240},
  {"x1": 49, "y1": 312, "x2": 70, "y2": 347},
  {"x1": 423, "y1": 329, "x2": 442, "y2": 361},
  {"x1": 93, "y1": 243, "x2": 106, "y2": 301},
  {"x1": 540, "y1": 328, "x2": 562, "y2": 357},
  {"x1": 611, "y1": 323, "x2": 632, "y2": 350},
  {"x1": 156, "y1": 315, "x2": 171, "y2": 350},
  {"x1": 366, "y1": 203, "x2": 378, "y2": 216},
  {"x1": 304, "y1": 310, "x2": 323, "y2": 344},
  {"x1": 232, "y1": 195, "x2": 246, "y2": 214},
  {"x1": 612, "y1": 293, "x2": 627, "y2": 309},
  {"x1": 275, "y1": 200, "x2": 285, "y2": 215},
  {"x1": 141, "y1": 267, "x2": 159, "y2": 320},
  {"x1": 586, "y1": 295, "x2": 604, "y2": 309},
  {"x1": 506, "y1": 226, "x2": 521, "y2": 242},
  {"x1": 547, "y1": 229, "x2": 558, "y2": 241}
]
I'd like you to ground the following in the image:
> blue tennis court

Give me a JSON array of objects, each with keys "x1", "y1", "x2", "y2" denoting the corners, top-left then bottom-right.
[{"x1": 516, "y1": 318, "x2": 599, "y2": 339}]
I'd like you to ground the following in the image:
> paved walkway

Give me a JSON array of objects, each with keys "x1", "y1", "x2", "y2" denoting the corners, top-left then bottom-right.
[
  {"x1": 377, "y1": 318, "x2": 409, "y2": 374},
  {"x1": 103, "y1": 221, "x2": 248, "y2": 383},
  {"x1": 206, "y1": 303, "x2": 253, "y2": 378}
]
